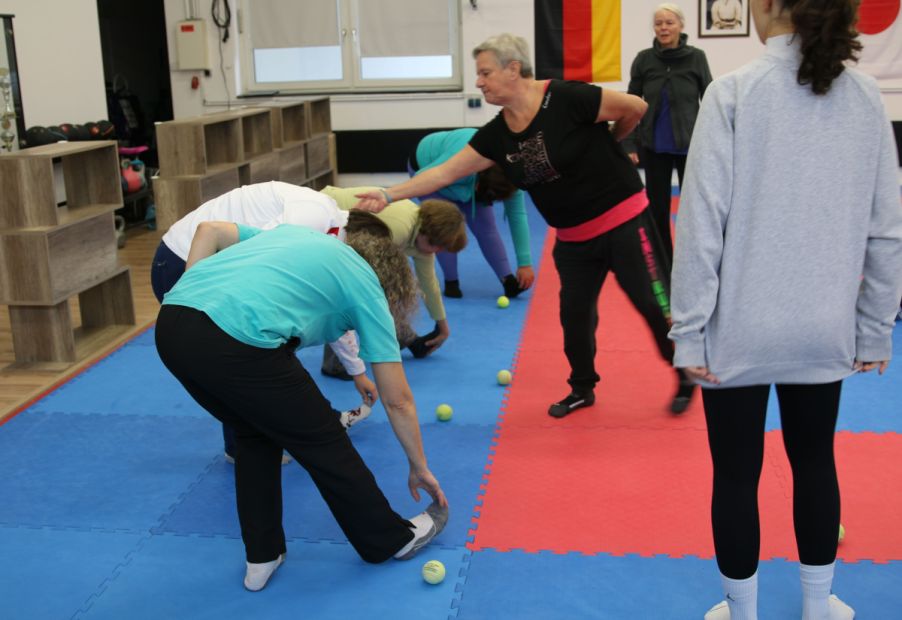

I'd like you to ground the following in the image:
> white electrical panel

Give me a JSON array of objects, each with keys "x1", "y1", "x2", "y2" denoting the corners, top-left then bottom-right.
[{"x1": 176, "y1": 19, "x2": 209, "y2": 70}]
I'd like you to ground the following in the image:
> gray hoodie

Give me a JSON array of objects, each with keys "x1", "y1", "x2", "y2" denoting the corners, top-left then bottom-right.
[{"x1": 670, "y1": 34, "x2": 902, "y2": 387}]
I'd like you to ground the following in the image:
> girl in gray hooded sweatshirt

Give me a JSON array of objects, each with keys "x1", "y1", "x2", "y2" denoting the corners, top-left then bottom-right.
[{"x1": 669, "y1": 0, "x2": 902, "y2": 618}]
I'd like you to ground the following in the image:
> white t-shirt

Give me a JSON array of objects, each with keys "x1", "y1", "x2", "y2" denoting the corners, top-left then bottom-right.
[{"x1": 161, "y1": 181, "x2": 348, "y2": 259}]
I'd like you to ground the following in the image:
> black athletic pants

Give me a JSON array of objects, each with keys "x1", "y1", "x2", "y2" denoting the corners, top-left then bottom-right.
[
  {"x1": 702, "y1": 382, "x2": 842, "y2": 579},
  {"x1": 155, "y1": 304, "x2": 413, "y2": 564},
  {"x1": 642, "y1": 148, "x2": 686, "y2": 264},
  {"x1": 552, "y1": 209, "x2": 674, "y2": 393}
]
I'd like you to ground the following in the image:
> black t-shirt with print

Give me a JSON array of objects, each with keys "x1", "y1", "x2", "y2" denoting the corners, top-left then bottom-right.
[{"x1": 469, "y1": 79, "x2": 644, "y2": 229}]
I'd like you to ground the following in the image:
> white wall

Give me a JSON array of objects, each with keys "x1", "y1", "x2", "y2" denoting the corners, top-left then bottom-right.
[
  {"x1": 162, "y1": 0, "x2": 902, "y2": 125},
  {"x1": 4, "y1": 1, "x2": 896, "y2": 134},
  {"x1": 0, "y1": 0, "x2": 107, "y2": 127}
]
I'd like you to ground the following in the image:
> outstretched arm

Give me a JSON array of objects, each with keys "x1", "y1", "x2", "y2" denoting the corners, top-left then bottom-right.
[
  {"x1": 371, "y1": 361, "x2": 448, "y2": 507},
  {"x1": 356, "y1": 146, "x2": 494, "y2": 212}
]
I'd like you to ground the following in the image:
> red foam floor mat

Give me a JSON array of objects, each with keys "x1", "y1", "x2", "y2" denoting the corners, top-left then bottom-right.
[
  {"x1": 480, "y1": 229, "x2": 902, "y2": 562},
  {"x1": 472, "y1": 425, "x2": 902, "y2": 562}
]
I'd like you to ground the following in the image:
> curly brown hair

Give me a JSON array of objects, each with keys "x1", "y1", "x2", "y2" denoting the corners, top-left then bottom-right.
[
  {"x1": 345, "y1": 232, "x2": 419, "y2": 344},
  {"x1": 345, "y1": 210, "x2": 391, "y2": 239},
  {"x1": 783, "y1": 0, "x2": 862, "y2": 95},
  {"x1": 418, "y1": 199, "x2": 467, "y2": 253}
]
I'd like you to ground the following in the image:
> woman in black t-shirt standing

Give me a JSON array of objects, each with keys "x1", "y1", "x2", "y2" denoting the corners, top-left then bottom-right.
[{"x1": 357, "y1": 33, "x2": 695, "y2": 417}]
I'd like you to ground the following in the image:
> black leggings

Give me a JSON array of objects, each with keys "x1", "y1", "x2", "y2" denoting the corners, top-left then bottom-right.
[
  {"x1": 642, "y1": 149, "x2": 686, "y2": 264},
  {"x1": 703, "y1": 382, "x2": 842, "y2": 579},
  {"x1": 155, "y1": 304, "x2": 413, "y2": 564},
  {"x1": 552, "y1": 209, "x2": 673, "y2": 392}
]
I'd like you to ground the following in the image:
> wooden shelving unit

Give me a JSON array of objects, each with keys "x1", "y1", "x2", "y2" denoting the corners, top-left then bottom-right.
[
  {"x1": 152, "y1": 98, "x2": 337, "y2": 231},
  {"x1": 0, "y1": 141, "x2": 136, "y2": 365}
]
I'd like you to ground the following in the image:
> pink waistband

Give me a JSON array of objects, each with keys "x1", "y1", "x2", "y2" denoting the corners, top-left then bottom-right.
[{"x1": 555, "y1": 190, "x2": 649, "y2": 242}]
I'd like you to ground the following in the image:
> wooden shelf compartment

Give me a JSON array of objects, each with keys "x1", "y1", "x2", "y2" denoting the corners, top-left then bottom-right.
[
  {"x1": 7, "y1": 266, "x2": 135, "y2": 364},
  {"x1": 152, "y1": 167, "x2": 241, "y2": 231},
  {"x1": 259, "y1": 100, "x2": 310, "y2": 148},
  {"x1": 305, "y1": 170, "x2": 335, "y2": 191},
  {"x1": 305, "y1": 133, "x2": 333, "y2": 179},
  {"x1": 307, "y1": 97, "x2": 331, "y2": 136},
  {"x1": 0, "y1": 211, "x2": 119, "y2": 305},
  {"x1": 238, "y1": 152, "x2": 280, "y2": 187},
  {"x1": 0, "y1": 141, "x2": 122, "y2": 229},
  {"x1": 238, "y1": 109, "x2": 274, "y2": 160},
  {"x1": 276, "y1": 143, "x2": 306, "y2": 186},
  {"x1": 155, "y1": 115, "x2": 243, "y2": 177}
]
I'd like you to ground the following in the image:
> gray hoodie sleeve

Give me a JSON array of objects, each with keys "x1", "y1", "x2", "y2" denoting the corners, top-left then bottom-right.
[
  {"x1": 855, "y1": 111, "x2": 902, "y2": 362},
  {"x1": 668, "y1": 79, "x2": 735, "y2": 368}
]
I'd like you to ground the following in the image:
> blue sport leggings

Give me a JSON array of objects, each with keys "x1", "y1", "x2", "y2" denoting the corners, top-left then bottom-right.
[{"x1": 407, "y1": 160, "x2": 513, "y2": 283}]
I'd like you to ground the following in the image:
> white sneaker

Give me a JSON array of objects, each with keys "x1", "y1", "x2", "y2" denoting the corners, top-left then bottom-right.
[
  {"x1": 340, "y1": 404, "x2": 372, "y2": 429},
  {"x1": 244, "y1": 554, "x2": 284, "y2": 592},
  {"x1": 224, "y1": 453, "x2": 235, "y2": 464},
  {"x1": 829, "y1": 594, "x2": 855, "y2": 619},
  {"x1": 704, "y1": 601, "x2": 730, "y2": 620},
  {"x1": 393, "y1": 501, "x2": 449, "y2": 560}
]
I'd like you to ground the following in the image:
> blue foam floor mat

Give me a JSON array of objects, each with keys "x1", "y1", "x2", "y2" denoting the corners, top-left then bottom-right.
[
  {"x1": 456, "y1": 550, "x2": 902, "y2": 619},
  {"x1": 0, "y1": 411, "x2": 221, "y2": 531},
  {"x1": 75, "y1": 534, "x2": 468, "y2": 620},
  {"x1": 0, "y1": 526, "x2": 148, "y2": 620},
  {"x1": 157, "y1": 421, "x2": 496, "y2": 548}
]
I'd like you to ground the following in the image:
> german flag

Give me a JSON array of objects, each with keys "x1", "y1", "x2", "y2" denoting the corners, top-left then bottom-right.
[{"x1": 535, "y1": 0, "x2": 621, "y2": 82}]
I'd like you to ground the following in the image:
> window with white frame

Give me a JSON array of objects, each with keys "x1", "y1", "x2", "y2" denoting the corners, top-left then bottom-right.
[{"x1": 238, "y1": 0, "x2": 462, "y2": 93}]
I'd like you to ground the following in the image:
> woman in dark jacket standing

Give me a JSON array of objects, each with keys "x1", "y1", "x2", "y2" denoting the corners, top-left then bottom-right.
[{"x1": 625, "y1": 3, "x2": 712, "y2": 262}]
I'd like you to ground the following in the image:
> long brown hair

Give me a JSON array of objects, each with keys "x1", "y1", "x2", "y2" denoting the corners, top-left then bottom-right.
[{"x1": 783, "y1": 0, "x2": 862, "y2": 95}]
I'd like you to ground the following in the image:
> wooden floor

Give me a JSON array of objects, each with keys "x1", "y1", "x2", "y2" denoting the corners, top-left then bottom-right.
[{"x1": 0, "y1": 225, "x2": 163, "y2": 422}]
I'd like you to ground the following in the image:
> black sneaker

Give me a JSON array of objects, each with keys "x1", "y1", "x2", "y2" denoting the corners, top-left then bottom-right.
[
  {"x1": 502, "y1": 274, "x2": 526, "y2": 299},
  {"x1": 444, "y1": 279, "x2": 462, "y2": 298},
  {"x1": 407, "y1": 324, "x2": 441, "y2": 358},
  {"x1": 548, "y1": 391, "x2": 595, "y2": 418},
  {"x1": 671, "y1": 372, "x2": 696, "y2": 414}
]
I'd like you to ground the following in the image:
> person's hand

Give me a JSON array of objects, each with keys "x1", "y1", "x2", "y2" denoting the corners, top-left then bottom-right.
[
  {"x1": 354, "y1": 190, "x2": 390, "y2": 213},
  {"x1": 628, "y1": 152, "x2": 639, "y2": 165},
  {"x1": 352, "y1": 373, "x2": 378, "y2": 405},
  {"x1": 681, "y1": 366, "x2": 720, "y2": 384},
  {"x1": 425, "y1": 320, "x2": 450, "y2": 350},
  {"x1": 854, "y1": 359, "x2": 889, "y2": 375},
  {"x1": 408, "y1": 465, "x2": 448, "y2": 508},
  {"x1": 516, "y1": 266, "x2": 535, "y2": 290}
]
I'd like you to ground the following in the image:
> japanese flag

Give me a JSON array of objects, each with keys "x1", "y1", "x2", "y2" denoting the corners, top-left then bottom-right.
[{"x1": 856, "y1": 0, "x2": 902, "y2": 82}]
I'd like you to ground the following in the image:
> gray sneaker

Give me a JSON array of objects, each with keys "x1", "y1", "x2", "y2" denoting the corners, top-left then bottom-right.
[{"x1": 395, "y1": 501, "x2": 449, "y2": 561}]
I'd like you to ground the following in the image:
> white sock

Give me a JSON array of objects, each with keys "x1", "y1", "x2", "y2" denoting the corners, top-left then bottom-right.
[
  {"x1": 721, "y1": 572, "x2": 758, "y2": 620},
  {"x1": 800, "y1": 562, "x2": 835, "y2": 620},
  {"x1": 392, "y1": 512, "x2": 433, "y2": 559}
]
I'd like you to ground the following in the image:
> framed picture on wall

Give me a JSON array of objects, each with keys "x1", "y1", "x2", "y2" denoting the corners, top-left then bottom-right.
[{"x1": 699, "y1": 0, "x2": 751, "y2": 38}]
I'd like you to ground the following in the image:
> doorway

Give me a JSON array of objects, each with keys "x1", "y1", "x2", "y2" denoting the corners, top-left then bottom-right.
[{"x1": 96, "y1": 0, "x2": 172, "y2": 168}]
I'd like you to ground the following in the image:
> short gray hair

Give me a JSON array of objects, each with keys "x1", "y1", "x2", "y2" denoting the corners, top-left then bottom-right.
[
  {"x1": 472, "y1": 33, "x2": 534, "y2": 78},
  {"x1": 655, "y1": 3, "x2": 685, "y2": 27}
]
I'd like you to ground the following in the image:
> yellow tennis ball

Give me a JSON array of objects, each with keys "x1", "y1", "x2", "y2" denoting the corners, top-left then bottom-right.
[
  {"x1": 838, "y1": 523, "x2": 845, "y2": 543},
  {"x1": 435, "y1": 403, "x2": 453, "y2": 421},
  {"x1": 422, "y1": 559, "x2": 446, "y2": 584},
  {"x1": 497, "y1": 369, "x2": 512, "y2": 385},
  {"x1": 497, "y1": 295, "x2": 510, "y2": 308}
]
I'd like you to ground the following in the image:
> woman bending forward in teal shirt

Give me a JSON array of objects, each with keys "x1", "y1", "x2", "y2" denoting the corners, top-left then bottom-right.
[{"x1": 156, "y1": 223, "x2": 448, "y2": 592}]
